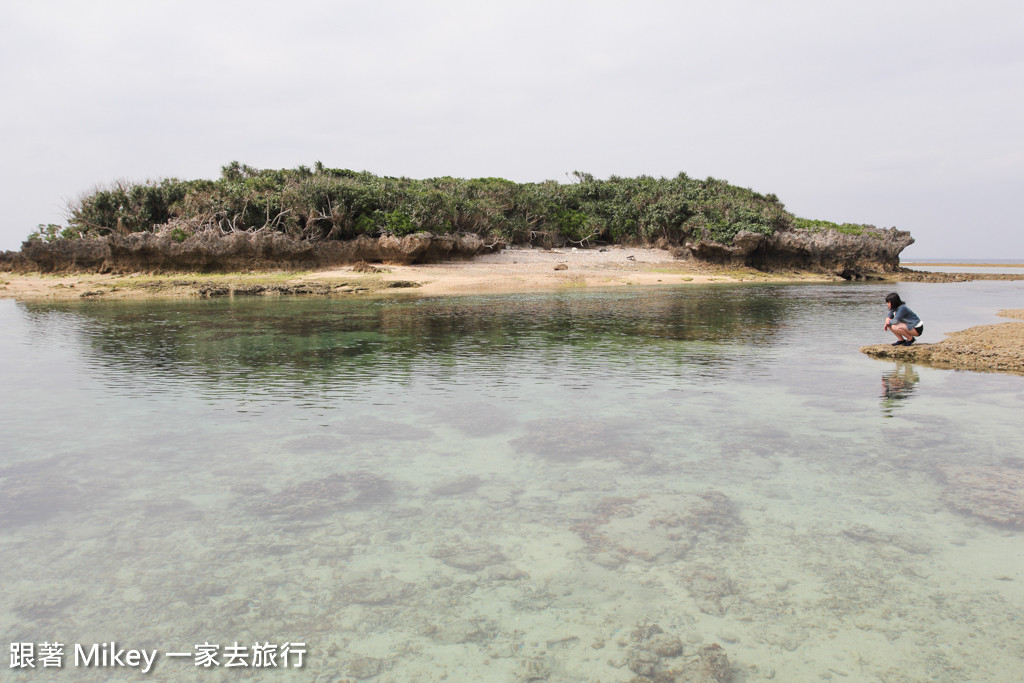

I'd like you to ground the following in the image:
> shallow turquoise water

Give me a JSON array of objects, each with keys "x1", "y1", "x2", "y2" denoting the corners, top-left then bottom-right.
[{"x1": 2, "y1": 281, "x2": 1023, "y2": 681}]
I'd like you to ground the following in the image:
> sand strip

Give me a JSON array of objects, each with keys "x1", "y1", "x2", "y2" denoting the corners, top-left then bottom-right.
[{"x1": 0, "y1": 246, "x2": 831, "y2": 301}]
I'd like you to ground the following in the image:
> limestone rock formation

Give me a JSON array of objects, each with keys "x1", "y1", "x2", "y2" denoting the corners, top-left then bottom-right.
[
  {"x1": 5, "y1": 231, "x2": 498, "y2": 274},
  {"x1": 1, "y1": 223, "x2": 914, "y2": 277},
  {"x1": 686, "y1": 226, "x2": 914, "y2": 278}
]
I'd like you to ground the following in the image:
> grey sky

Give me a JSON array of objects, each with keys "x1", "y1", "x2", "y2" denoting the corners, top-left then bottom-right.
[{"x1": 2, "y1": 0, "x2": 1022, "y2": 258}]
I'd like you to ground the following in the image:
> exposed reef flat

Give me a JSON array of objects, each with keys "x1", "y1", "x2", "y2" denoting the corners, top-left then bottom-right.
[
  {"x1": 894, "y1": 268, "x2": 1024, "y2": 282},
  {"x1": 861, "y1": 309, "x2": 1024, "y2": 375}
]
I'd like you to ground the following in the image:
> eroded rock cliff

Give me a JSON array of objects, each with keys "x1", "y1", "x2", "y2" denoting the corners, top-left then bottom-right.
[
  {"x1": 1, "y1": 226, "x2": 912, "y2": 277},
  {"x1": 686, "y1": 226, "x2": 914, "y2": 278},
  {"x1": 1, "y1": 231, "x2": 498, "y2": 274}
]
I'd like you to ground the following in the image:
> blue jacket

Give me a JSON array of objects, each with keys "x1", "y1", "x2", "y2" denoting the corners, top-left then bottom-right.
[{"x1": 888, "y1": 304, "x2": 921, "y2": 328}]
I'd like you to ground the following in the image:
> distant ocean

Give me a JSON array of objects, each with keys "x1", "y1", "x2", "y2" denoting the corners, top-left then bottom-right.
[
  {"x1": 901, "y1": 258, "x2": 1024, "y2": 274},
  {"x1": 903, "y1": 258, "x2": 1024, "y2": 264}
]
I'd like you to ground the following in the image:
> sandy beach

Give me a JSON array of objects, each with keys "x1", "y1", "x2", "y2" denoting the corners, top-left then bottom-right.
[{"x1": 0, "y1": 246, "x2": 829, "y2": 301}]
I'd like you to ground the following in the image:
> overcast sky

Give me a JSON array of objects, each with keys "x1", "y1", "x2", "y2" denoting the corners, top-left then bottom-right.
[{"x1": 2, "y1": 0, "x2": 1022, "y2": 258}]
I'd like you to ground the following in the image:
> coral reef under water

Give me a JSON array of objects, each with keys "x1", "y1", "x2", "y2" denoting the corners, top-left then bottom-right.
[
  {"x1": 511, "y1": 418, "x2": 651, "y2": 462},
  {"x1": 938, "y1": 464, "x2": 1024, "y2": 527},
  {"x1": 624, "y1": 623, "x2": 732, "y2": 682},
  {"x1": 570, "y1": 491, "x2": 744, "y2": 566},
  {"x1": 238, "y1": 471, "x2": 392, "y2": 519},
  {"x1": 0, "y1": 456, "x2": 92, "y2": 528}
]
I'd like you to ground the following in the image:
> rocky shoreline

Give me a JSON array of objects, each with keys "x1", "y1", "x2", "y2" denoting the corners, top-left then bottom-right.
[
  {"x1": 893, "y1": 268, "x2": 1024, "y2": 282},
  {"x1": 4, "y1": 243, "x2": 1023, "y2": 302},
  {"x1": 5, "y1": 231, "x2": 1022, "y2": 288},
  {"x1": 0, "y1": 231, "x2": 499, "y2": 274},
  {"x1": 0, "y1": 226, "x2": 915, "y2": 279},
  {"x1": 861, "y1": 309, "x2": 1024, "y2": 375}
]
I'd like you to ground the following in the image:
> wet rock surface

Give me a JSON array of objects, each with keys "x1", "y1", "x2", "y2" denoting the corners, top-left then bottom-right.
[{"x1": 861, "y1": 313, "x2": 1024, "y2": 375}]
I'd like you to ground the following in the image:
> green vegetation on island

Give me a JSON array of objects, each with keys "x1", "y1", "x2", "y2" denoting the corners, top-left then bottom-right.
[{"x1": 30, "y1": 162, "x2": 875, "y2": 248}]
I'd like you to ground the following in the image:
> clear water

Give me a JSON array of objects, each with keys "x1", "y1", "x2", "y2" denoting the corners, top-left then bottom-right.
[{"x1": 2, "y1": 281, "x2": 1023, "y2": 682}]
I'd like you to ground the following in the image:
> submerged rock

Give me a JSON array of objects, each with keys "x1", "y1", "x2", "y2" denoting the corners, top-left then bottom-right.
[
  {"x1": 431, "y1": 401, "x2": 516, "y2": 437},
  {"x1": 431, "y1": 542, "x2": 507, "y2": 571},
  {"x1": 842, "y1": 524, "x2": 931, "y2": 554},
  {"x1": 518, "y1": 655, "x2": 551, "y2": 681},
  {"x1": 347, "y1": 656, "x2": 385, "y2": 679},
  {"x1": 570, "y1": 491, "x2": 744, "y2": 565},
  {"x1": 0, "y1": 456, "x2": 89, "y2": 528},
  {"x1": 647, "y1": 633, "x2": 684, "y2": 658},
  {"x1": 628, "y1": 647, "x2": 662, "y2": 676},
  {"x1": 623, "y1": 623, "x2": 731, "y2": 682},
  {"x1": 938, "y1": 464, "x2": 1024, "y2": 527},
  {"x1": 434, "y1": 618, "x2": 497, "y2": 644},
  {"x1": 339, "y1": 574, "x2": 413, "y2": 605},
  {"x1": 244, "y1": 471, "x2": 392, "y2": 519},
  {"x1": 671, "y1": 643, "x2": 733, "y2": 682},
  {"x1": 429, "y1": 475, "x2": 482, "y2": 497},
  {"x1": 486, "y1": 564, "x2": 529, "y2": 581},
  {"x1": 510, "y1": 418, "x2": 650, "y2": 463},
  {"x1": 682, "y1": 566, "x2": 738, "y2": 616},
  {"x1": 334, "y1": 416, "x2": 435, "y2": 442}
]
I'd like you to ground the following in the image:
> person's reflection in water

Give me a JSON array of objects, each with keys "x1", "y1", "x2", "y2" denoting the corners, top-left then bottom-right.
[{"x1": 880, "y1": 362, "x2": 920, "y2": 417}]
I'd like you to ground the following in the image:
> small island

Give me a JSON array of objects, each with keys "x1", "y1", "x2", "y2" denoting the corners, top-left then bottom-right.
[
  {"x1": 1, "y1": 162, "x2": 913, "y2": 278},
  {"x1": 5, "y1": 163, "x2": 1023, "y2": 377}
]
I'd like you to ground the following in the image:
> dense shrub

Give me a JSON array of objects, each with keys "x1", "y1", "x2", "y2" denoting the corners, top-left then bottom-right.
[
  {"x1": 53, "y1": 162, "x2": 870, "y2": 246},
  {"x1": 793, "y1": 217, "x2": 868, "y2": 236}
]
